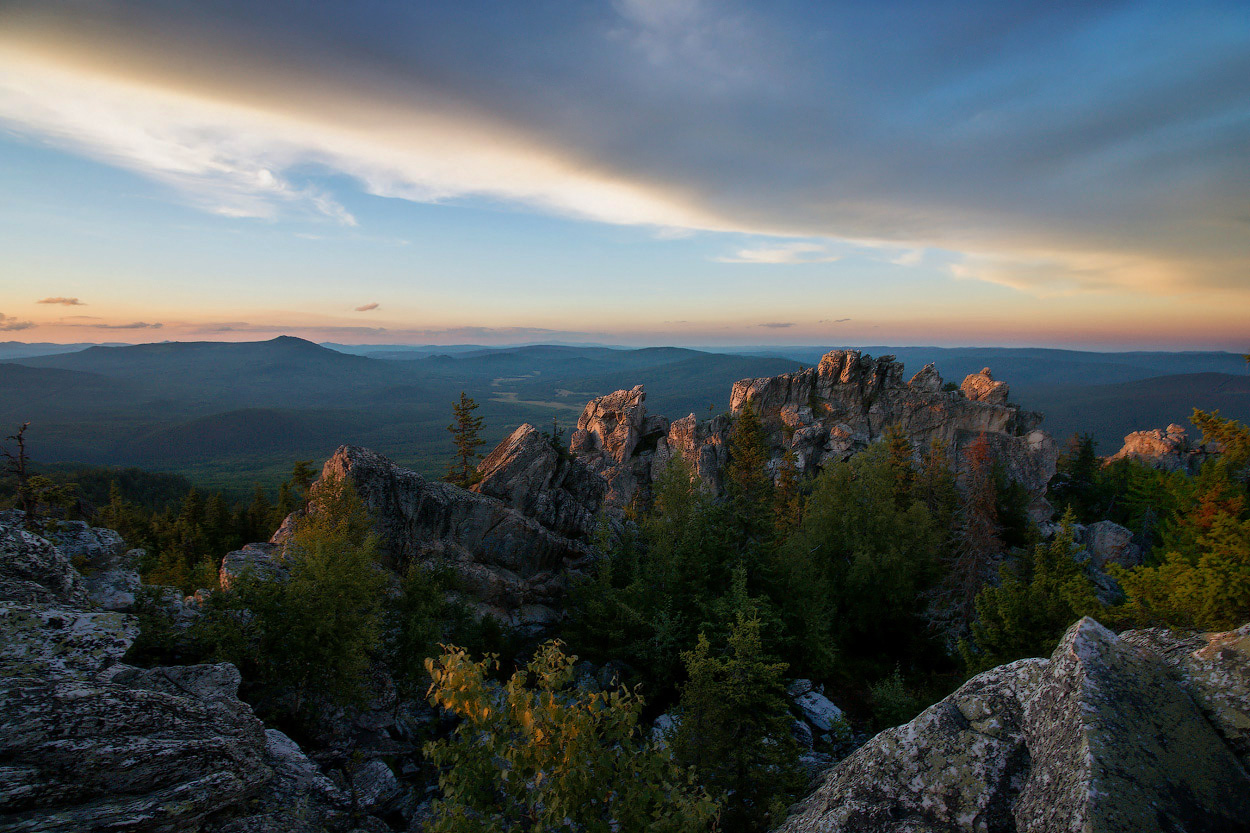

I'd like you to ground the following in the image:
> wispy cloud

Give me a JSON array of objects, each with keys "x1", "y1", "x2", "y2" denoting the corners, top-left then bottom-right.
[
  {"x1": 37, "y1": 296, "x2": 84, "y2": 306},
  {"x1": 818, "y1": 318, "x2": 852, "y2": 323},
  {"x1": 0, "y1": 312, "x2": 35, "y2": 331},
  {"x1": 62, "y1": 320, "x2": 163, "y2": 330},
  {"x1": 759, "y1": 321, "x2": 794, "y2": 329},
  {"x1": 355, "y1": 302, "x2": 380, "y2": 312},
  {"x1": 715, "y1": 243, "x2": 841, "y2": 265}
]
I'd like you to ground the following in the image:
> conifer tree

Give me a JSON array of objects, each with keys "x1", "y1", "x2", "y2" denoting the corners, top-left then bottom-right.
[
  {"x1": 673, "y1": 614, "x2": 803, "y2": 833},
  {"x1": 725, "y1": 401, "x2": 773, "y2": 543},
  {"x1": 963, "y1": 508, "x2": 1101, "y2": 671},
  {"x1": 773, "y1": 448, "x2": 803, "y2": 533},
  {"x1": 931, "y1": 434, "x2": 1004, "y2": 634},
  {"x1": 445, "y1": 392, "x2": 486, "y2": 488},
  {"x1": 884, "y1": 422, "x2": 914, "y2": 510}
]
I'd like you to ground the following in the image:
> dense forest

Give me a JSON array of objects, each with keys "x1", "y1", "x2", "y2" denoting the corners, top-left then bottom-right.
[{"x1": 3, "y1": 402, "x2": 1248, "y2": 832}]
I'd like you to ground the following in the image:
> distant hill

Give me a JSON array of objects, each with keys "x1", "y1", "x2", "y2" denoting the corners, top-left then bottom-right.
[
  {"x1": 3, "y1": 338, "x2": 1247, "y2": 489},
  {"x1": 0, "y1": 342, "x2": 110, "y2": 360},
  {"x1": 1015, "y1": 372, "x2": 1250, "y2": 452}
]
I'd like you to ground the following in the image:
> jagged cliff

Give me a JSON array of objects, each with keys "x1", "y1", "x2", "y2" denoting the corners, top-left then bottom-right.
[
  {"x1": 265, "y1": 444, "x2": 602, "y2": 631},
  {"x1": 570, "y1": 350, "x2": 1057, "y2": 515}
]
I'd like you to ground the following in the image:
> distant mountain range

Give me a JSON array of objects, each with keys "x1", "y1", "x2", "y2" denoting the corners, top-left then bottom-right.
[{"x1": 1, "y1": 338, "x2": 1246, "y2": 490}]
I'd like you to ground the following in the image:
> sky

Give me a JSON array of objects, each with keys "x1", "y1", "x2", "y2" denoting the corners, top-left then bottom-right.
[{"x1": 0, "y1": 0, "x2": 1247, "y2": 350}]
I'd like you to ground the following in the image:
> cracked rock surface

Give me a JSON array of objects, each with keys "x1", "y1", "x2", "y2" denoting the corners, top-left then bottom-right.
[{"x1": 775, "y1": 618, "x2": 1250, "y2": 833}]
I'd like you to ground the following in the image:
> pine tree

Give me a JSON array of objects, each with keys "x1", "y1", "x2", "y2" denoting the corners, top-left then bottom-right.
[
  {"x1": 963, "y1": 508, "x2": 1101, "y2": 671},
  {"x1": 773, "y1": 448, "x2": 803, "y2": 533},
  {"x1": 726, "y1": 401, "x2": 773, "y2": 544},
  {"x1": 673, "y1": 614, "x2": 803, "y2": 833},
  {"x1": 884, "y1": 422, "x2": 914, "y2": 510},
  {"x1": 445, "y1": 392, "x2": 486, "y2": 488},
  {"x1": 931, "y1": 434, "x2": 1004, "y2": 634}
]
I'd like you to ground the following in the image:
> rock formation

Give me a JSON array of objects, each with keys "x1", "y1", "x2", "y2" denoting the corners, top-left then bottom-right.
[
  {"x1": 0, "y1": 518, "x2": 271, "y2": 832},
  {"x1": 569, "y1": 350, "x2": 1057, "y2": 514},
  {"x1": 1107, "y1": 423, "x2": 1215, "y2": 473},
  {"x1": 0, "y1": 517, "x2": 371, "y2": 833},
  {"x1": 774, "y1": 617, "x2": 1250, "y2": 833},
  {"x1": 473, "y1": 422, "x2": 608, "y2": 541},
  {"x1": 274, "y1": 445, "x2": 599, "y2": 629}
]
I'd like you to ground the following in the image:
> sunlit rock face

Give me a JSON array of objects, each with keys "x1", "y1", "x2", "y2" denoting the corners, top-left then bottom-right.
[
  {"x1": 1106, "y1": 423, "x2": 1216, "y2": 473},
  {"x1": 474, "y1": 422, "x2": 608, "y2": 542},
  {"x1": 569, "y1": 350, "x2": 1058, "y2": 512},
  {"x1": 773, "y1": 618, "x2": 1250, "y2": 833}
]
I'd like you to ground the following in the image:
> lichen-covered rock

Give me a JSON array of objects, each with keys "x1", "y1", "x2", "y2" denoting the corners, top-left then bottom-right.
[
  {"x1": 0, "y1": 602, "x2": 138, "y2": 679},
  {"x1": 793, "y1": 689, "x2": 845, "y2": 733},
  {"x1": 1120, "y1": 623, "x2": 1250, "y2": 771},
  {"x1": 219, "y1": 542, "x2": 287, "y2": 590},
  {"x1": 1014, "y1": 619, "x2": 1250, "y2": 832},
  {"x1": 0, "y1": 519, "x2": 277, "y2": 833},
  {"x1": 0, "y1": 523, "x2": 87, "y2": 605},
  {"x1": 350, "y1": 759, "x2": 402, "y2": 812},
  {"x1": 779, "y1": 658, "x2": 1045, "y2": 833},
  {"x1": 775, "y1": 618, "x2": 1250, "y2": 833}
]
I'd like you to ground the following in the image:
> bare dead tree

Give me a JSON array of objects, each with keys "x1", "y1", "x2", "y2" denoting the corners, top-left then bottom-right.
[{"x1": 2, "y1": 422, "x2": 34, "y2": 518}]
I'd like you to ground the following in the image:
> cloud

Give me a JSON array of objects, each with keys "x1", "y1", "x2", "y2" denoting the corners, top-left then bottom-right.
[
  {"x1": 818, "y1": 318, "x2": 852, "y2": 323},
  {"x1": 715, "y1": 243, "x2": 842, "y2": 265},
  {"x1": 62, "y1": 321, "x2": 163, "y2": 330},
  {"x1": 37, "y1": 296, "x2": 84, "y2": 305},
  {"x1": 759, "y1": 321, "x2": 794, "y2": 329},
  {"x1": 355, "y1": 302, "x2": 379, "y2": 312},
  {"x1": 0, "y1": 2, "x2": 1246, "y2": 294},
  {"x1": 0, "y1": 312, "x2": 35, "y2": 331}
]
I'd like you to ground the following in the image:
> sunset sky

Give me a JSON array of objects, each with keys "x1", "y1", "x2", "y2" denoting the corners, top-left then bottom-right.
[{"x1": 1, "y1": 1, "x2": 1247, "y2": 349}]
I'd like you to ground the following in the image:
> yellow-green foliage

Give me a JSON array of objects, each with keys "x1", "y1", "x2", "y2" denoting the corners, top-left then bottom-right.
[{"x1": 423, "y1": 641, "x2": 717, "y2": 833}]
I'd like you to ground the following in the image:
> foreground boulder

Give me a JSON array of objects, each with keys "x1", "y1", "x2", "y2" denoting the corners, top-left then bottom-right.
[
  {"x1": 0, "y1": 520, "x2": 275, "y2": 833},
  {"x1": 775, "y1": 618, "x2": 1250, "y2": 833}
]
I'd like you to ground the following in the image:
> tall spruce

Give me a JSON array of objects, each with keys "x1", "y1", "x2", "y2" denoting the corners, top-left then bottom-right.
[
  {"x1": 931, "y1": 434, "x2": 1004, "y2": 634},
  {"x1": 445, "y1": 392, "x2": 486, "y2": 488},
  {"x1": 725, "y1": 400, "x2": 773, "y2": 544}
]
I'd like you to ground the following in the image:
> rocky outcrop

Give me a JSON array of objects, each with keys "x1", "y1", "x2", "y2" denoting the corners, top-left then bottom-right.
[
  {"x1": 775, "y1": 618, "x2": 1250, "y2": 833},
  {"x1": 276, "y1": 445, "x2": 598, "y2": 628},
  {"x1": 1107, "y1": 423, "x2": 1215, "y2": 473},
  {"x1": 570, "y1": 350, "x2": 1057, "y2": 512},
  {"x1": 732, "y1": 351, "x2": 1053, "y2": 491},
  {"x1": 0, "y1": 518, "x2": 276, "y2": 833},
  {"x1": 571, "y1": 386, "x2": 674, "y2": 509},
  {"x1": 218, "y1": 542, "x2": 286, "y2": 590},
  {"x1": 473, "y1": 423, "x2": 608, "y2": 541}
]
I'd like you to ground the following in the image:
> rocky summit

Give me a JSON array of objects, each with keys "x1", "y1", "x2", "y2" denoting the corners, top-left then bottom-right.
[
  {"x1": 570, "y1": 350, "x2": 1058, "y2": 516},
  {"x1": 774, "y1": 617, "x2": 1250, "y2": 833}
]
